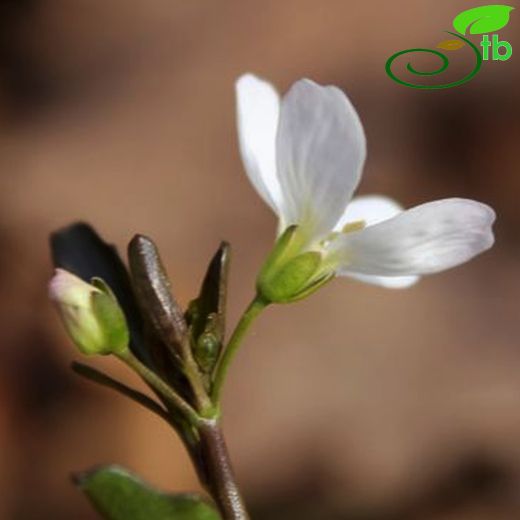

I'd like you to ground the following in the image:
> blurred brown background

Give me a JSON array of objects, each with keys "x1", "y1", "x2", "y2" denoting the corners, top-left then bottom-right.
[{"x1": 0, "y1": 1, "x2": 519, "y2": 518}]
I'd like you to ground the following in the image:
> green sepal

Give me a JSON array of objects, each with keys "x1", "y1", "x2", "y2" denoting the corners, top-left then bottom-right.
[
  {"x1": 91, "y1": 276, "x2": 118, "y2": 296},
  {"x1": 75, "y1": 465, "x2": 221, "y2": 520},
  {"x1": 289, "y1": 272, "x2": 335, "y2": 302},
  {"x1": 258, "y1": 251, "x2": 322, "y2": 303},
  {"x1": 87, "y1": 276, "x2": 129, "y2": 355},
  {"x1": 256, "y1": 225, "x2": 330, "y2": 303},
  {"x1": 256, "y1": 225, "x2": 303, "y2": 285}
]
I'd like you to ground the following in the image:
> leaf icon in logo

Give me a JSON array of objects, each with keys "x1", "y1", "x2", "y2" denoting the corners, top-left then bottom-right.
[
  {"x1": 437, "y1": 39, "x2": 466, "y2": 51},
  {"x1": 453, "y1": 5, "x2": 514, "y2": 35}
]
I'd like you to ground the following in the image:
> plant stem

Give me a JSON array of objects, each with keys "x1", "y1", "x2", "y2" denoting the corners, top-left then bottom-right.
[
  {"x1": 117, "y1": 349, "x2": 200, "y2": 426},
  {"x1": 118, "y1": 351, "x2": 249, "y2": 517},
  {"x1": 183, "y1": 344, "x2": 215, "y2": 415},
  {"x1": 198, "y1": 419, "x2": 249, "y2": 520},
  {"x1": 211, "y1": 296, "x2": 267, "y2": 404}
]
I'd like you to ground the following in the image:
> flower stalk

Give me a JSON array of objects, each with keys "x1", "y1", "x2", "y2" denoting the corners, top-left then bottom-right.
[
  {"x1": 116, "y1": 348, "x2": 201, "y2": 427},
  {"x1": 211, "y1": 296, "x2": 268, "y2": 405},
  {"x1": 119, "y1": 347, "x2": 248, "y2": 519}
]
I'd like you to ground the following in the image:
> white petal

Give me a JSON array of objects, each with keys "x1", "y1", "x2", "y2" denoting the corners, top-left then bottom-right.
[
  {"x1": 276, "y1": 79, "x2": 366, "y2": 239},
  {"x1": 48, "y1": 268, "x2": 99, "y2": 307},
  {"x1": 236, "y1": 74, "x2": 282, "y2": 213},
  {"x1": 334, "y1": 194, "x2": 403, "y2": 231},
  {"x1": 335, "y1": 198, "x2": 495, "y2": 276},
  {"x1": 336, "y1": 199, "x2": 420, "y2": 286},
  {"x1": 341, "y1": 272, "x2": 420, "y2": 289}
]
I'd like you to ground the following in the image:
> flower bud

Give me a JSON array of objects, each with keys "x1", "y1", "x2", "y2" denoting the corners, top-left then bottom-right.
[
  {"x1": 194, "y1": 330, "x2": 221, "y2": 373},
  {"x1": 256, "y1": 226, "x2": 333, "y2": 303},
  {"x1": 49, "y1": 269, "x2": 129, "y2": 356}
]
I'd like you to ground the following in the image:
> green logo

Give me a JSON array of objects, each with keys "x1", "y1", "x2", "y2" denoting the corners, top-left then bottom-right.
[{"x1": 386, "y1": 5, "x2": 514, "y2": 89}]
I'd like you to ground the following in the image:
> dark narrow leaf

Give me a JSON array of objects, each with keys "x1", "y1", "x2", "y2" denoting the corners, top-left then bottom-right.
[
  {"x1": 75, "y1": 465, "x2": 221, "y2": 520},
  {"x1": 50, "y1": 222, "x2": 150, "y2": 365},
  {"x1": 196, "y1": 242, "x2": 230, "y2": 333},
  {"x1": 128, "y1": 235, "x2": 187, "y2": 359},
  {"x1": 72, "y1": 363, "x2": 204, "y2": 480},
  {"x1": 188, "y1": 243, "x2": 230, "y2": 373},
  {"x1": 71, "y1": 362, "x2": 171, "y2": 423}
]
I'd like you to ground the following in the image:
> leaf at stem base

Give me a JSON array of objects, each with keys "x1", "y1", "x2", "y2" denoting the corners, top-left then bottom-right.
[{"x1": 75, "y1": 465, "x2": 221, "y2": 520}]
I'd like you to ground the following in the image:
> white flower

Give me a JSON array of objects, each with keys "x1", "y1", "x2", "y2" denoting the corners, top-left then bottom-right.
[{"x1": 235, "y1": 73, "x2": 495, "y2": 298}]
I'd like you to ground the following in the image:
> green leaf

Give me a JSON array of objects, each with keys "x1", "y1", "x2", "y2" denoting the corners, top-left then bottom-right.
[
  {"x1": 453, "y1": 5, "x2": 514, "y2": 35},
  {"x1": 76, "y1": 465, "x2": 221, "y2": 520}
]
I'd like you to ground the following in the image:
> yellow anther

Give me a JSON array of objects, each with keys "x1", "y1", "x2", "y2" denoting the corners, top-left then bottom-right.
[{"x1": 342, "y1": 220, "x2": 366, "y2": 234}]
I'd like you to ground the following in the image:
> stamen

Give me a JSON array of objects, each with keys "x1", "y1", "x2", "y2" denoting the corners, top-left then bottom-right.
[{"x1": 342, "y1": 220, "x2": 366, "y2": 234}]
